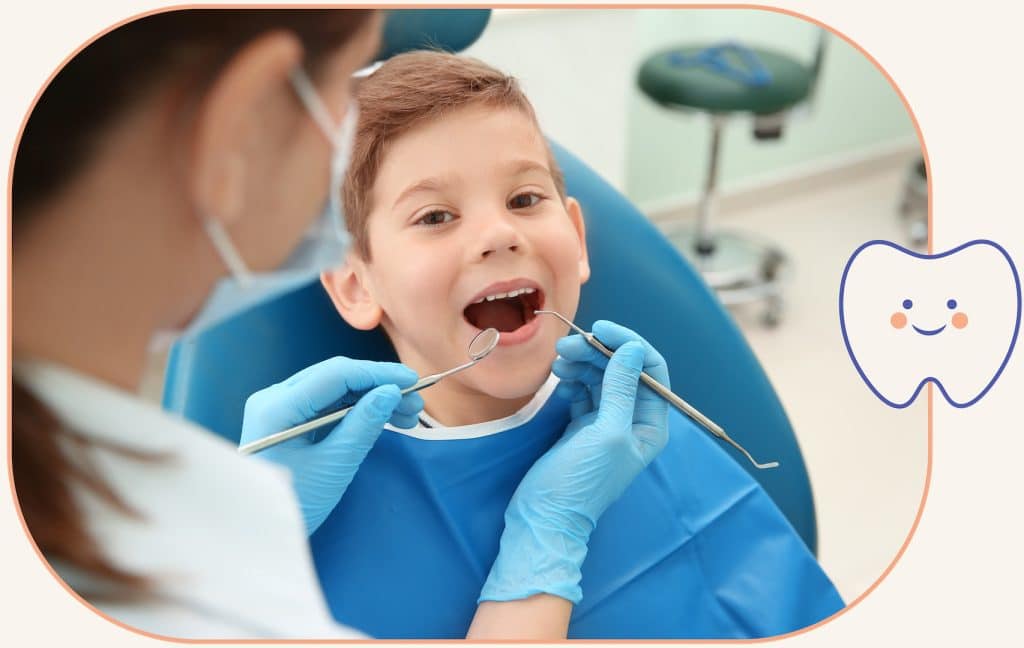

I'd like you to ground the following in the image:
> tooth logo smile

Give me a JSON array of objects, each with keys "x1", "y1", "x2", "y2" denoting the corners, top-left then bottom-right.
[{"x1": 840, "y1": 240, "x2": 1021, "y2": 408}]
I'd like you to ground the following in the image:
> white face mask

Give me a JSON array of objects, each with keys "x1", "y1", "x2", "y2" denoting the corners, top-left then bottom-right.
[
  {"x1": 149, "y1": 67, "x2": 359, "y2": 353},
  {"x1": 203, "y1": 66, "x2": 359, "y2": 286}
]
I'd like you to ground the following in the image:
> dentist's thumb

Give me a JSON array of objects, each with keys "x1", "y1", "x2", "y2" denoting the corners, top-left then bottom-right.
[
  {"x1": 327, "y1": 384, "x2": 403, "y2": 455},
  {"x1": 594, "y1": 341, "x2": 646, "y2": 433}
]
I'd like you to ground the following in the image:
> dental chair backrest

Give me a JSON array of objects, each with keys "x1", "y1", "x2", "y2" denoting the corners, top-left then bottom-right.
[
  {"x1": 162, "y1": 140, "x2": 819, "y2": 554},
  {"x1": 376, "y1": 8, "x2": 492, "y2": 60}
]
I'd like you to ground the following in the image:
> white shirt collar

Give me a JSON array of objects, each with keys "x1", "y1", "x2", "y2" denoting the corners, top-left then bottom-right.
[{"x1": 388, "y1": 373, "x2": 559, "y2": 441}]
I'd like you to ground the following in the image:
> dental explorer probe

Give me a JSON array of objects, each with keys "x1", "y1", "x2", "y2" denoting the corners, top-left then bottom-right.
[
  {"x1": 535, "y1": 310, "x2": 779, "y2": 470},
  {"x1": 239, "y1": 328, "x2": 501, "y2": 456}
]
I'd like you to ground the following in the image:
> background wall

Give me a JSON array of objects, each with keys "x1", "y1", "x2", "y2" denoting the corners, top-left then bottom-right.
[
  {"x1": 464, "y1": 9, "x2": 638, "y2": 191},
  {"x1": 465, "y1": 8, "x2": 918, "y2": 212}
]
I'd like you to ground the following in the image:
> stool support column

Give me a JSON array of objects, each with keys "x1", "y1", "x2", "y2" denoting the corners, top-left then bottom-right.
[{"x1": 696, "y1": 115, "x2": 725, "y2": 255}]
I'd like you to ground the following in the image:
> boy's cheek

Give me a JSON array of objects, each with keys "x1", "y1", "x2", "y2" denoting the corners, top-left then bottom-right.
[
  {"x1": 544, "y1": 229, "x2": 589, "y2": 272},
  {"x1": 372, "y1": 239, "x2": 430, "y2": 283}
]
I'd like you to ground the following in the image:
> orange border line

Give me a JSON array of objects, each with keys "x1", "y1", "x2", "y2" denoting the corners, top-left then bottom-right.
[{"x1": 7, "y1": 2, "x2": 934, "y2": 644}]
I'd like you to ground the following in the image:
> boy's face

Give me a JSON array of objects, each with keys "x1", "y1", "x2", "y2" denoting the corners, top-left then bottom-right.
[{"x1": 326, "y1": 105, "x2": 589, "y2": 409}]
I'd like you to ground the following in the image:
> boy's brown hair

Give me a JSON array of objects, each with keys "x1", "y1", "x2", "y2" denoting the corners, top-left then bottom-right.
[{"x1": 343, "y1": 50, "x2": 567, "y2": 260}]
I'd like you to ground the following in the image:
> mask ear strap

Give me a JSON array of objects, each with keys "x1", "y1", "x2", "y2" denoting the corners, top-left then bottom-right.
[
  {"x1": 289, "y1": 67, "x2": 341, "y2": 145},
  {"x1": 328, "y1": 103, "x2": 359, "y2": 241},
  {"x1": 202, "y1": 218, "x2": 252, "y2": 286},
  {"x1": 291, "y1": 66, "x2": 359, "y2": 241}
]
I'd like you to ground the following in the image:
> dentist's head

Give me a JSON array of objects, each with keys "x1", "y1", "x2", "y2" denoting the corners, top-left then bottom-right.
[
  {"x1": 13, "y1": 9, "x2": 381, "y2": 388},
  {"x1": 11, "y1": 8, "x2": 381, "y2": 595}
]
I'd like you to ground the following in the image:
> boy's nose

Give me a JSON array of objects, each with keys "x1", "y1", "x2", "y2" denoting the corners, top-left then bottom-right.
[{"x1": 475, "y1": 217, "x2": 523, "y2": 260}]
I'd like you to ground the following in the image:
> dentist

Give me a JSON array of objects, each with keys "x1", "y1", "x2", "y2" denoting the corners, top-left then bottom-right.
[{"x1": 12, "y1": 8, "x2": 668, "y2": 641}]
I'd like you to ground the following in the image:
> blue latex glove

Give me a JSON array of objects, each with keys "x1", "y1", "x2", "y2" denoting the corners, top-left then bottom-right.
[
  {"x1": 240, "y1": 358, "x2": 424, "y2": 535},
  {"x1": 479, "y1": 320, "x2": 670, "y2": 604}
]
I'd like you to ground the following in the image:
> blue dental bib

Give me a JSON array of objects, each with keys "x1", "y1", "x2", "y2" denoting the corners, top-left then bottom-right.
[{"x1": 310, "y1": 385, "x2": 843, "y2": 639}]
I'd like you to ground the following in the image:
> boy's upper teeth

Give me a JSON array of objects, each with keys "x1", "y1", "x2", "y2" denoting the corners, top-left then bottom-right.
[{"x1": 474, "y1": 286, "x2": 536, "y2": 304}]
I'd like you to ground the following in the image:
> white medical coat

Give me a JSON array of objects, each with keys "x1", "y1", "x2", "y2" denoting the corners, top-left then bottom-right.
[{"x1": 15, "y1": 360, "x2": 363, "y2": 639}]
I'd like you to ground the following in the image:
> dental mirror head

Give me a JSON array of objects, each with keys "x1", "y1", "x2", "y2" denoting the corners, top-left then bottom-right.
[{"x1": 469, "y1": 327, "x2": 500, "y2": 361}]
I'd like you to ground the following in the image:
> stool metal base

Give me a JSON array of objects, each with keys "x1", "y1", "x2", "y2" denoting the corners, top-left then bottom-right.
[
  {"x1": 665, "y1": 227, "x2": 790, "y2": 327},
  {"x1": 898, "y1": 159, "x2": 928, "y2": 248}
]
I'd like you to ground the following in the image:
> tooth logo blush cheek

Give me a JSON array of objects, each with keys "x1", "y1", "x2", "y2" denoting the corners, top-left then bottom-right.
[{"x1": 840, "y1": 240, "x2": 1021, "y2": 408}]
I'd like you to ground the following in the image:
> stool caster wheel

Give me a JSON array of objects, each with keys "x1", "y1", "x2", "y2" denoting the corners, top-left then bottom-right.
[
  {"x1": 762, "y1": 248, "x2": 784, "y2": 281},
  {"x1": 909, "y1": 220, "x2": 928, "y2": 248},
  {"x1": 762, "y1": 296, "x2": 783, "y2": 328}
]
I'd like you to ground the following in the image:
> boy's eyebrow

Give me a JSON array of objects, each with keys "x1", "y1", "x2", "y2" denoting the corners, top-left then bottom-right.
[
  {"x1": 504, "y1": 159, "x2": 552, "y2": 178},
  {"x1": 392, "y1": 177, "x2": 449, "y2": 210},
  {"x1": 391, "y1": 159, "x2": 553, "y2": 210}
]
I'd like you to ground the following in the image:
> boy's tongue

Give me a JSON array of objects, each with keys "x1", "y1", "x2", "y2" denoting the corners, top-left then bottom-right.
[{"x1": 465, "y1": 298, "x2": 526, "y2": 333}]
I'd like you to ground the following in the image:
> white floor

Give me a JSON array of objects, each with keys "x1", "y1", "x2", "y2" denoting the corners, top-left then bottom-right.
[
  {"x1": 140, "y1": 157, "x2": 928, "y2": 605},
  {"x1": 661, "y1": 159, "x2": 930, "y2": 603}
]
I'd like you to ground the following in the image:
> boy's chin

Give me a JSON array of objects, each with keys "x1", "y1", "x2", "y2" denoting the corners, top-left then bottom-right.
[{"x1": 468, "y1": 363, "x2": 553, "y2": 401}]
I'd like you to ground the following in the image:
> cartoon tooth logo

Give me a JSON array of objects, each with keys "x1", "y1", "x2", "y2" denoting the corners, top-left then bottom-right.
[{"x1": 840, "y1": 240, "x2": 1020, "y2": 408}]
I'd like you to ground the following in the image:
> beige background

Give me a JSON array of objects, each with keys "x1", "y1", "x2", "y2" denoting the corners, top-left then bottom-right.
[{"x1": 2, "y1": 1, "x2": 1022, "y2": 646}]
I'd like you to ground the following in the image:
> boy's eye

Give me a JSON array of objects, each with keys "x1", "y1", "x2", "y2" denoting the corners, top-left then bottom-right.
[
  {"x1": 508, "y1": 192, "x2": 542, "y2": 210},
  {"x1": 416, "y1": 210, "x2": 456, "y2": 227}
]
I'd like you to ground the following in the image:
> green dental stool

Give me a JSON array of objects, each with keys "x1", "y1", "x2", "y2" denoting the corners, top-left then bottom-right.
[{"x1": 637, "y1": 34, "x2": 827, "y2": 326}]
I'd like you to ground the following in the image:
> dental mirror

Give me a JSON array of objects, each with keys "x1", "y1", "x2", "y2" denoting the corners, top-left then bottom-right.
[
  {"x1": 239, "y1": 328, "x2": 501, "y2": 455},
  {"x1": 468, "y1": 327, "x2": 500, "y2": 360}
]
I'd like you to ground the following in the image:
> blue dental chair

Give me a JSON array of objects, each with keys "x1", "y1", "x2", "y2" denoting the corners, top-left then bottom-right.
[
  {"x1": 163, "y1": 142, "x2": 818, "y2": 555},
  {"x1": 162, "y1": 8, "x2": 825, "y2": 636},
  {"x1": 376, "y1": 7, "x2": 492, "y2": 59}
]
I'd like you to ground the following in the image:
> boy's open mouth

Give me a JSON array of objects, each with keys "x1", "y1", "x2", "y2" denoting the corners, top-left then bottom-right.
[{"x1": 463, "y1": 285, "x2": 544, "y2": 333}]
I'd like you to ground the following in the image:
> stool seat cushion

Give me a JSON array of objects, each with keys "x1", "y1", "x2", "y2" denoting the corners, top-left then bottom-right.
[{"x1": 638, "y1": 44, "x2": 812, "y2": 114}]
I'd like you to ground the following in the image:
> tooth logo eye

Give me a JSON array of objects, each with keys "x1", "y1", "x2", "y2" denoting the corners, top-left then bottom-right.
[
  {"x1": 947, "y1": 299, "x2": 957, "y2": 309},
  {"x1": 891, "y1": 298, "x2": 913, "y2": 328}
]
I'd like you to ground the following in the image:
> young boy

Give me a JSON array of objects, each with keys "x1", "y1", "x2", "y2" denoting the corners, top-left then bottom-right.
[
  {"x1": 324, "y1": 52, "x2": 588, "y2": 428},
  {"x1": 313, "y1": 51, "x2": 842, "y2": 638}
]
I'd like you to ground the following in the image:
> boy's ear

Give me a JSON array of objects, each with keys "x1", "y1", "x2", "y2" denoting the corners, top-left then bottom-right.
[
  {"x1": 320, "y1": 258, "x2": 383, "y2": 330},
  {"x1": 566, "y1": 197, "x2": 591, "y2": 284}
]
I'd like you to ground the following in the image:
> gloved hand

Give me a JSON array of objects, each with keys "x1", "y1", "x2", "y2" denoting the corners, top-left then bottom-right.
[
  {"x1": 479, "y1": 320, "x2": 670, "y2": 604},
  {"x1": 240, "y1": 358, "x2": 423, "y2": 535}
]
